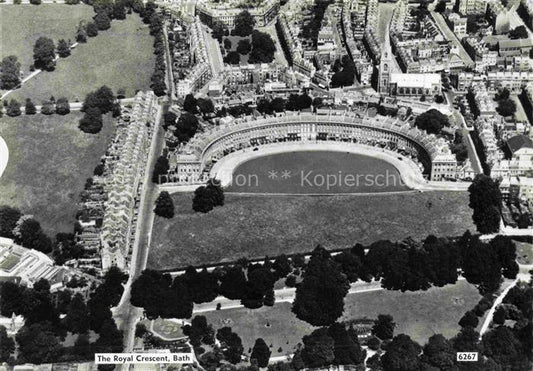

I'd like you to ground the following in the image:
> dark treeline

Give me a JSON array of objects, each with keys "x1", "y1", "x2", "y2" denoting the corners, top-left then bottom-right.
[{"x1": 131, "y1": 232, "x2": 519, "y2": 323}]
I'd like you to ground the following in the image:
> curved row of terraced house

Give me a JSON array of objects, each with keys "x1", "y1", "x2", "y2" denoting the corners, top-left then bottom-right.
[{"x1": 162, "y1": 111, "x2": 458, "y2": 185}]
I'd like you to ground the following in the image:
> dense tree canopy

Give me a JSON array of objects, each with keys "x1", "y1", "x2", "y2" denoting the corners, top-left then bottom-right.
[
  {"x1": 0, "y1": 56, "x2": 21, "y2": 90},
  {"x1": 468, "y1": 174, "x2": 502, "y2": 234},
  {"x1": 154, "y1": 191, "x2": 175, "y2": 218},
  {"x1": 192, "y1": 182, "x2": 224, "y2": 213},
  {"x1": 414, "y1": 109, "x2": 450, "y2": 134},
  {"x1": 292, "y1": 246, "x2": 349, "y2": 326},
  {"x1": 249, "y1": 30, "x2": 276, "y2": 63},
  {"x1": 251, "y1": 338, "x2": 271, "y2": 367},
  {"x1": 234, "y1": 10, "x2": 255, "y2": 37},
  {"x1": 56, "y1": 39, "x2": 71, "y2": 58},
  {"x1": 33, "y1": 37, "x2": 56, "y2": 71}
]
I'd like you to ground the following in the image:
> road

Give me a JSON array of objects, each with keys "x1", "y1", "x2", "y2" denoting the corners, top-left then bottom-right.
[
  {"x1": 429, "y1": 9, "x2": 475, "y2": 68},
  {"x1": 13, "y1": 97, "x2": 137, "y2": 113},
  {"x1": 193, "y1": 280, "x2": 383, "y2": 314},
  {"x1": 113, "y1": 101, "x2": 166, "y2": 359}
]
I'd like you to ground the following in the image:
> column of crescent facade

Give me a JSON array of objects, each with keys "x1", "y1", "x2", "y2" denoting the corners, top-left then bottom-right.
[{"x1": 162, "y1": 112, "x2": 457, "y2": 185}]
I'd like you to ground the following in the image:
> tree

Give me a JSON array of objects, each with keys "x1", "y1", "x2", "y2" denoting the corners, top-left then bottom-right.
[
  {"x1": 94, "y1": 12, "x2": 111, "y2": 30},
  {"x1": 113, "y1": 1, "x2": 127, "y2": 20},
  {"x1": 6, "y1": 99, "x2": 21, "y2": 117},
  {"x1": 40, "y1": 100, "x2": 55, "y2": 115},
  {"x1": 493, "y1": 305, "x2": 506, "y2": 325},
  {"x1": 251, "y1": 338, "x2": 271, "y2": 367},
  {"x1": 381, "y1": 334, "x2": 422, "y2": 371},
  {"x1": 56, "y1": 39, "x2": 71, "y2": 58},
  {"x1": 33, "y1": 37, "x2": 56, "y2": 71},
  {"x1": 154, "y1": 191, "x2": 175, "y2": 218},
  {"x1": 273, "y1": 254, "x2": 292, "y2": 278},
  {"x1": 16, "y1": 323, "x2": 62, "y2": 364},
  {"x1": 79, "y1": 107, "x2": 103, "y2": 134},
  {"x1": 435, "y1": 0, "x2": 446, "y2": 12},
  {"x1": 237, "y1": 39, "x2": 251, "y2": 55},
  {"x1": 216, "y1": 327, "x2": 244, "y2": 364},
  {"x1": 224, "y1": 51, "x2": 241, "y2": 65},
  {"x1": 76, "y1": 23, "x2": 88, "y2": 43},
  {"x1": 64, "y1": 293, "x2": 90, "y2": 334},
  {"x1": 175, "y1": 112, "x2": 199, "y2": 143},
  {"x1": 497, "y1": 99, "x2": 516, "y2": 117},
  {"x1": 468, "y1": 174, "x2": 501, "y2": 234},
  {"x1": 152, "y1": 156, "x2": 169, "y2": 184},
  {"x1": 0, "y1": 326, "x2": 14, "y2": 362},
  {"x1": 86, "y1": 22, "x2": 99, "y2": 37},
  {"x1": 414, "y1": 109, "x2": 449, "y2": 134},
  {"x1": 224, "y1": 38, "x2": 232, "y2": 50},
  {"x1": 458, "y1": 310, "x2": 479, "y2": 328},
  {"x1": 482, "y1": 325, "x2": 526, "y2": 369},
  {"x1": 300, "y1": 328, "x2": 335, "y2": 368},
  {"x1": 0, "y1": 56, "x2": 21, "y2": 90},
  {"x1": 508, "y1": 25, "x2": 528, "y2": 39},
  {"x1": 219, "y1": 266, "x2": 247, "y2": 300},
  {"x1": 0, "y1": 206, "x2": 22, "y2": 239},
  {"x1": 25, "y1": 99, "x2": 37, "y2": 115},
  {"x1": 249, "y1": 30, "x2": 276, "y2": 63},
  {"x1": 328, "y1": 323, "x2": 366, "y2": 366},
  {"x1": 0, "y1": 282, "x2": 25, "y2": 316},
  {"x1": 192, "y1": 183, "x2": 224, "y2": 213},
  {"x1": 13, "y1": 217, "x2": 52, "y2": 253},
  {"x1": 234, "y1": 10, "x2": 255, "y2": 37},
  {"x1": 372, "y1": 314, "x2": 396, "y2": 341},
  {"x1": 183, "y1": 94, "x2": 198, "y2": 114},
  {"x1": 421, "y1": 334, "x2": 455, "y2": 371},
  {"x1": 55, "y1": 97, "x2": 70, "y2": 115},
  {"x1": 197, "y1": 98, "x2": 214, "y2": 115},
  {"x1": 334, "y1": 251, "x2": 362, "y2": 282},
  {"x1": 292, "y1": 246, "x2": 349, "y2": 326}
]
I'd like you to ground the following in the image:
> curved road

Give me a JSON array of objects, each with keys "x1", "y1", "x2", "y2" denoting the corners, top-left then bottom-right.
[
  {"x1": 210, "y1": 142, "x2": 470, "y2": 192},
  {"x1": 0, "y1": 136, "x2": 8, "y2": 180}
]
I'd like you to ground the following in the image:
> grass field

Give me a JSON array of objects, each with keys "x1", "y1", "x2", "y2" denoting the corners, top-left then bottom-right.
[
  {"x1": 227, "y1": 151, "x2": 408, "y2": 193},
  {"x1": 0, "y1": 4, "x2": 95, "y2": 72},
  {"x1": 149, "y1": 191, "x2": 474, "y2": 270},
  {"x1": 203, "y1": 280, "x2": 480, "y2": 356},
  {"x1": 10, "y1": 13, "x2": 155, "y2": 103},
  {"x1": 0, "y1": 113, "x2": 115, "y2": 234}
]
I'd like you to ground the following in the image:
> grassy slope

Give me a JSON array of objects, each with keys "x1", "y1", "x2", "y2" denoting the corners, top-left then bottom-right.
[
  {"x1": 0, "y1": 113, "x2": 115, "y2": 234},
  {"x1": 203, "y1": 280, "x2": 480, "y2": 356},
  {"x1": 0, "y1": 4, "x2": 95, "y2": 72},
  {"x1": 10, "y1": 13, "x2": 155, "y2": 103},
  {"x1": 149, "y1": 191, "x2": 474, "y2": 270}
]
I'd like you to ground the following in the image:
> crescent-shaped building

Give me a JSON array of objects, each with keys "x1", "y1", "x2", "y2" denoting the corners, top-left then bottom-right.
[{"x1": 162, "y1": 111, "x2": 458, "y2": 185}]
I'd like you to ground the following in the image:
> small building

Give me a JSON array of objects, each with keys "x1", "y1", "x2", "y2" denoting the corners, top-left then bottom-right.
[{"x1": 388, "y1": 73, "x2": 441, "y2": 97}]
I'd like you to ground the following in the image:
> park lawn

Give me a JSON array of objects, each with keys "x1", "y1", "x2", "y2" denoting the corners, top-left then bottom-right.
[
  {"x1": 0, "y1": 4, "x2": 95, "y2": 73},
  {"x1": 202, "y1": 280, "x2": 480, "y2": 356},
  {"x1": 0, "y1": 113, "x2": 115, "y2": 235},
  {"x1": 341, "y1": 279, "x2": 481, "y2": 344},
  {"x1": 148, "y1": 191, "x2": 475, "y2": 270},
  {"x1": 10, "y1": 13, "x2": 155, "y2": 103}
]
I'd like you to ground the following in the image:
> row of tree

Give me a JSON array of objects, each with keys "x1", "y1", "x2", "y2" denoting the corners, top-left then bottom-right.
[
  {"x1": 130, "y1": 230, "x2": 518, "y2": 328},
  {"x1": 0, "y1": 267, "x2": 127, "y2": 364},
  {"x1": 1, "y1": 97, "x2": 71, "y2": 117}
]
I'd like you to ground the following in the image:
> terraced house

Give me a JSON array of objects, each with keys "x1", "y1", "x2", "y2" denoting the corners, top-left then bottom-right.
[{"x1": 101, "y1": 91, "x2": 158, "y2": 270}]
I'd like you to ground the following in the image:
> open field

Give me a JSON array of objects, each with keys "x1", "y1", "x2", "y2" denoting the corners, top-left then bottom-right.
[
  {"x1": 10, "y1": 13, "x2": 155, "y2": 103},
  {"x1": 142, "y1": 318, "x2": 187, "y2": 340},
  {"x1": 149, "y1": 191, "x2": 474, "y2": 270},
  {"x1": 341, "y1": 280, "x2": 481, "y2": 344},
  {"x1": 227, "y1": 151, "x2": 408, "y2": 193},
  {"x1": 203, "y1": 280, "x2": 480, "y2": 356},
  {"x1": 0, "y1": 4, "x2": 95, "y2": 72},
  {"x1": 0, "y1": 113, "x2": 115, "y2": 234}
]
